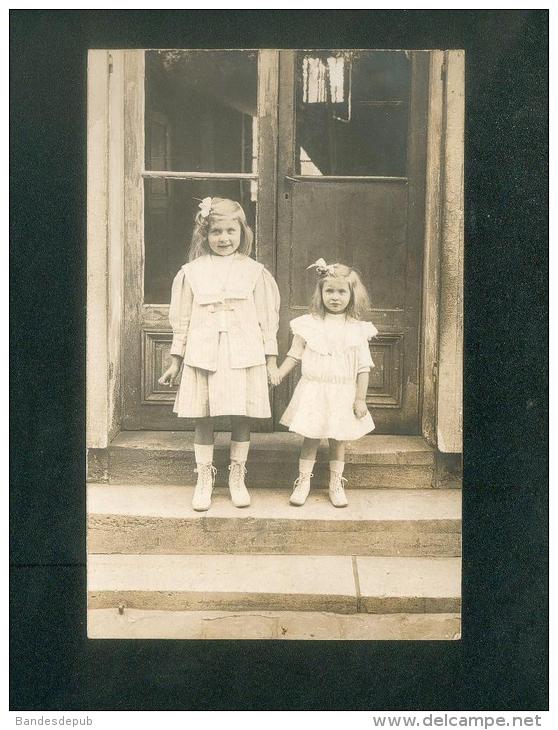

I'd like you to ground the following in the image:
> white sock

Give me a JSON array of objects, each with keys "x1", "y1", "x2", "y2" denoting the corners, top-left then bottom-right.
[
  {"x1": 194, "y1": 443, "x2": 214, "y2": 465},
  {"x1": 299, "y1": 458, "x2": 315, "y2": 475},
  {"x1": 230, "y1": 440, "x2": 250, "y2": 463},
  {"x1": 329, "y1": 460, "x2": 345, "y2": 475}
]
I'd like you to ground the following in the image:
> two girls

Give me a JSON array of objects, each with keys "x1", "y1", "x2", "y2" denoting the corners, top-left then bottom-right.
[{"x1": 160, "y1": 198, "x2": 376, "y2": 511}]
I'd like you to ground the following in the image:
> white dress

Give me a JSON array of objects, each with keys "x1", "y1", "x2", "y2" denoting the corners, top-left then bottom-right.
[
  {"x1": 280, "y1": 313, "x2": 378, "y2": 441},
  {"x1": 170, "y1": 255, "x2": 280, "y2": 419}
]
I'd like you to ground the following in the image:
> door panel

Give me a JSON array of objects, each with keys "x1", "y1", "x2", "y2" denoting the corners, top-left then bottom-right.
[
  {"x1": 274, "y1": 50, "x2": 429, "y2": 434},
  {"x1": 288, "y1": 181, "x2": 408, "y2": 313}
]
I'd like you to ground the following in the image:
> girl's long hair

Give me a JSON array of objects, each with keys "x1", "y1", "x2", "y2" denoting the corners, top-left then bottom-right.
[
  {"x1": 188, "y1": 198, "x2": 254, "y2": 261},
  {"x1": 309, "y1": 264, "x2": 371, "y2": 320}
]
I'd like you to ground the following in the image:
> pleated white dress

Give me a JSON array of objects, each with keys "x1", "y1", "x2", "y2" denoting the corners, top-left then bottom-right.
[
  {"x1": 280, "y1": 314, "x2": 378, "y2": 441},
  {"x1": 170, "y1": 255, "x2": 280, "y2": 419}
]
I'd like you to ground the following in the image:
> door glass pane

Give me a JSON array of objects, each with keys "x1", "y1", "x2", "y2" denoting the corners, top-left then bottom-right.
[
  {"x1": 295, "y1": 50, "x2": 410, "y2": 176},
  {"x1": 144, "y1": 179, "x2": 257, "y2": 304},
  {"x1": 145, "y1": 50, "x2": 258, "y2": 173}
]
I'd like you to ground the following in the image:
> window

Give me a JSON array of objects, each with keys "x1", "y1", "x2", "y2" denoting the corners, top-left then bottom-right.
[
  {"x1": 296, "y1": 50, "x2": 410, "y2": 177},
  {"x1": 144, "y1": 50, "x2": 258, "y2": 303}
]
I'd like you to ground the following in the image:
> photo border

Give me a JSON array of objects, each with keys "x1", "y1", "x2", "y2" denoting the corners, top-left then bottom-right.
[{"x1": 10, "y1": 9, "x2": 548, "y2": 710}]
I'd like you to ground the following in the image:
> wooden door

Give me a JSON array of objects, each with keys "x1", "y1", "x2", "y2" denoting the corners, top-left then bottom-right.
[
  {"x1": 274, "y1": 50, "x2": 429, "y2": 434},
  {"x1": 121, "y1": 49, "x2": 429, "y2": 434},
  {"x1": 121, "y1": 50, "x2": 278, "y2": 431}
]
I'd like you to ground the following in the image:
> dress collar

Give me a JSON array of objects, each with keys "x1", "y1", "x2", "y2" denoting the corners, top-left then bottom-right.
[{"x1": 324, "y1": 312, "x2": 348, "y2": 322}]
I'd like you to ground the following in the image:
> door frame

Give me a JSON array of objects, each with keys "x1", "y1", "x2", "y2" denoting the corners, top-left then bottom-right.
[
  {"x1": 420, "y1": 50, "x2": 464, "y2": 451},
  {"x1": 86, "y1": 48, "x2": 463, "y2": 452}
]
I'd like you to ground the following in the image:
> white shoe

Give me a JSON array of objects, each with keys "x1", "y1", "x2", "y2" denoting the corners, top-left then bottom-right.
[
  {"x1": 329, "y1": 473, "x2": 348, "y2": 508},
  {"x1": 289, "y1": 472, "x2": 313, "y2": 506},
  {"x1": 192, "y1": 464, "x2": 217, "y2": 512},
  {"x1": 228, "y1": 461, "x2": 251, "y2": 508}
]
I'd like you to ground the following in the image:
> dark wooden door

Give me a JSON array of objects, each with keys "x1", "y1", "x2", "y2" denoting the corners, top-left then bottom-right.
[
  {"x1": 121, "y1": 49, "x2": 429, "y2": 434},
  {"x1": 274, "y1": 50, "x2": 429, "y2": 434}
]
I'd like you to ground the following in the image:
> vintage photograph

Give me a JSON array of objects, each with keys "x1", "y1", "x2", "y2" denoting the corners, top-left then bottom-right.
[{"x1": 86, "y1": 48, "x2": 463, "y2": 640}]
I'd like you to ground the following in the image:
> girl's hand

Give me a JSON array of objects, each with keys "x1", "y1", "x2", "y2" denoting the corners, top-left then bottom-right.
[
  {"x1": 269, "y1": 372, "x2": 283, "y2": 387},
  {"x1": 158, "y1": 361, "x2": 181, "y2": 386},
  {"x1": 353, "y1": 399, "x2": 369, "y2": 419},
  {"x1": 267, "y1": 362, "x2": 282, "y2": 387}
]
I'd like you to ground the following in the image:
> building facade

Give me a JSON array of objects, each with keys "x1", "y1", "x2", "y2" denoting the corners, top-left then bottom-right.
[{"x1": 87, "y1": 48, "x2": 463, "y2": 468}]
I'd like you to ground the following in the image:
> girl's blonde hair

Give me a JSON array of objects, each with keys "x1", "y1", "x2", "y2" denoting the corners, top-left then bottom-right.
[
  {"x1": 309, "y1": 263, "x2": 371, "y2": 319},
  {"x1": 188, "y1": 197, "x2": 254, "y2": 261}
]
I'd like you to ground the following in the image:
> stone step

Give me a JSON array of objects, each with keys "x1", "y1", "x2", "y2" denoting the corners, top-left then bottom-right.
[
  {"x1": 89, "y1": 432, "x2": 436, "y2": 488},
  {"x1": 88, "y1": 608, "x2": 461, "y2": 640},
  {"x1": 87, "y1": 554, "x2": 461, "y2": 615},
  {"x1": 88, "y1": 484, "x2": 461, "y2": 557}
]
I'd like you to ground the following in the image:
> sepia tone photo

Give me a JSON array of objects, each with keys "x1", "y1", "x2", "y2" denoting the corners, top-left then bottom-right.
[{"x1": 86, "y1": 48, "x2": 463, "y2": 640}]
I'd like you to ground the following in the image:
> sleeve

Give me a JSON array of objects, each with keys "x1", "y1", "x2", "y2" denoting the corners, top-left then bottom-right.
[
  {"x1": 253, "y1": 268, "x2": 280, "y2": 356},
  {"x1": 286, "y1": 334, "x2": 306, "y2": 362},
  {"x1": 357, "y1": 342, "x2": 374, "y2": 374},
  {"x1": 168, "y1": 269, "x2": 193, "y2": 357},
  {"x1": 357, "y1": 321, "x2": 377, "y2": 374}
]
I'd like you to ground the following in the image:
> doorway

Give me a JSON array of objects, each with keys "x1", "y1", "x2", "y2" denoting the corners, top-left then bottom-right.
[{"x1": 121, "y1": 49, "x2": 429, "y2": 434}]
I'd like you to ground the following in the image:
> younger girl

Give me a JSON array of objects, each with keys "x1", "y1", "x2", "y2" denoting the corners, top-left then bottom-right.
[
  {"x1": 272, "y1": 259, "x2": 377, "y2": 508},
  {"x1": 159, "y1": 197, "x2": 280, "y2": 512}
]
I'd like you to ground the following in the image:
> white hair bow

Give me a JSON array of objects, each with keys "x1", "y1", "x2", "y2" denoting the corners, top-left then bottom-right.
[
  {"x1": 197, "y1": 197, "x2": 213, "y2": 218},
  {"x1": 307, "y1": 258, "x2": 337, "y2": 276}
]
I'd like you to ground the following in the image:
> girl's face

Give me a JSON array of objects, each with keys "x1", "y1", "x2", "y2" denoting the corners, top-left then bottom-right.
[
  {"x1": 207, "y1": 216, "x2": 242, "y2": 256},
  {"x1": 322, "y1": 277, "x2": 351, "y2": 314}
]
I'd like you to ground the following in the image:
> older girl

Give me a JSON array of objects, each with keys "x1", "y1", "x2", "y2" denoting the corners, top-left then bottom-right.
[{"x1": 159, "y1": 197, "x2": 280, "y2": 512}]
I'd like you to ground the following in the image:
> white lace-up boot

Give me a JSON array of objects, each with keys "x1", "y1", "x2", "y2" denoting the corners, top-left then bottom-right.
[
  {"x1": 329, "y1": 460, "x2": 348, "y2": 508},
  {"x1": 229, "y1": 441, "x2": 251, "y2": 508},
  {"x1": 289, "y1": 459, "x2": 316, "y2": 506},
  {"x1": 192, "y1": 443, "x2": 216, "y2": 512},
  {"x1": 228, "y1": 462, "x2": 251, "y2": 507},
  {"x1": 192, "y1": 463, "x2": 217, "y2": 512}
]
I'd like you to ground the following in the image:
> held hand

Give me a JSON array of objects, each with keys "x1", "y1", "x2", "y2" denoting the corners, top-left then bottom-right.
[
  {"x1": 158, "y1": 362, "x2": 181, "y2": 387},
  {"x1": 269, "y1": 372, "x2": 283, "y2": 387},
  {"x1": 353, "y1": 399, "x2": 369, "y2": 419},
  {"x1": 267, "y1": 362, "x2": 283, "y2": 387}
]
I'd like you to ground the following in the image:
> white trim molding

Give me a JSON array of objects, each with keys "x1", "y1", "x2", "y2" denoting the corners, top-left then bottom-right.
[
  {"x1": 87, "y1": 50, "x2": 126, "y2": 449},
  {"x1": 437, "y1": 50, "x2": 464, "y2": 453}
]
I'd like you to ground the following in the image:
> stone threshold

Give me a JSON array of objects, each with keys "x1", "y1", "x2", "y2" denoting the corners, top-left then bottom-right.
[
  {"x1": 89, "y1": 433, "x2": 439, "y2": 489},
  {"x1": 109, "y1": 431, "x2": 435, "y2": 464}
]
